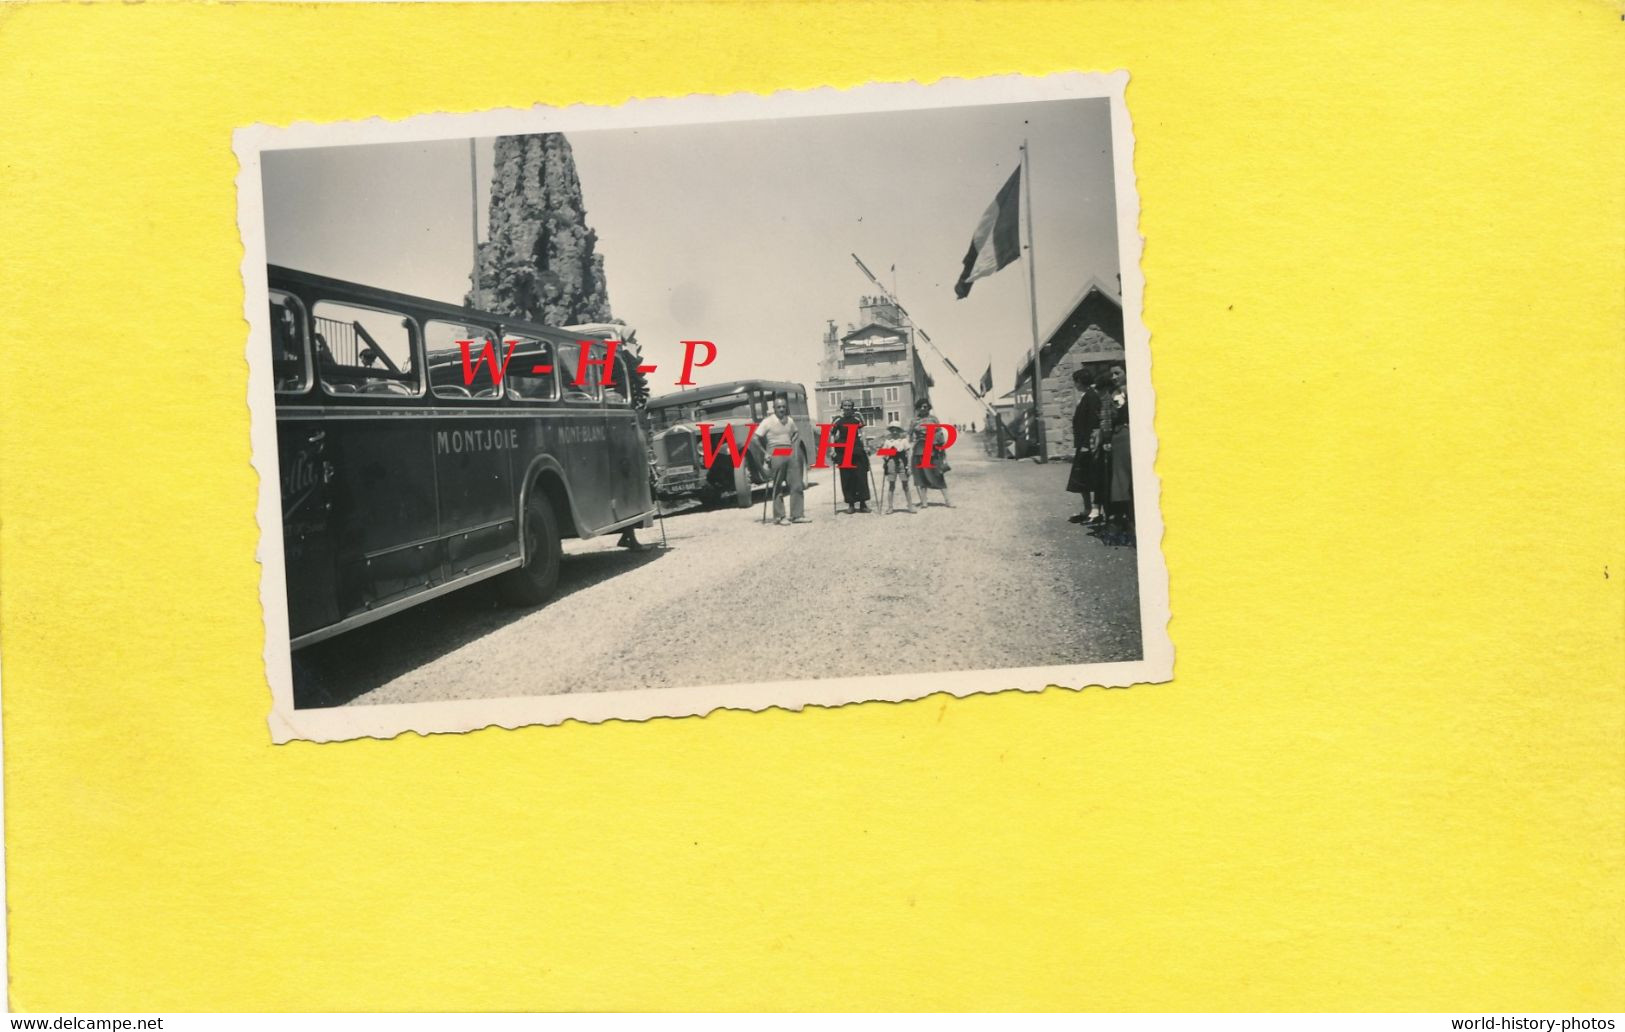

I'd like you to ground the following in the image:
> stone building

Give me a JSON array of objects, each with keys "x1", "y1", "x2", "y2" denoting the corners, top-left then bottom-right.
[
  {"x1": 815, "y1": 295, "x2": 933, "y2": 435},
  {"x1": 998, "y1": 278, "x2": 1125, "y2": 457}
]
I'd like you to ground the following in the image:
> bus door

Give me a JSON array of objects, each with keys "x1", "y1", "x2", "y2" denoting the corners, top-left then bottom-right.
[
  {"x1": 602, "y1": 347, "x2": 652, "y2": 524},
  {"x1": 272, "y1": 290, "x2": 340, "y2": 638},
  {"x1": 279, "y1": 416, "x2": 339, "y2": 636},
  {"x1": 310, "y1": 299, "x2": 439, "y2": 614},
  {"x1": 557, "y1": 337, "x2": 613, "y2": 532},
  {"x1": 425, "y1": 319, "x2": 519, "y2": 578}
]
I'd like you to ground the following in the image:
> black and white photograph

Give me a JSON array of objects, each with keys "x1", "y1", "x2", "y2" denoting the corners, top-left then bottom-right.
[{"x1": 238, "y1": 74, "x2": 1171, "y2": 742}]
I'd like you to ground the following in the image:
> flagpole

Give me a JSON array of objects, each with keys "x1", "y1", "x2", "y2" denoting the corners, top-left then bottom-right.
[
  {"x1": 469, "y1": 139, "x2": 481, "y2": 307},
  {"x1": 1021, "y1": 140, "x2": 1047, "y2": 463}
]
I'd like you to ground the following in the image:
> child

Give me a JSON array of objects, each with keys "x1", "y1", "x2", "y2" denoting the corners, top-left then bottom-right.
[{"x1": 876, "y1": 420, "x2": 916, "y2": 514}]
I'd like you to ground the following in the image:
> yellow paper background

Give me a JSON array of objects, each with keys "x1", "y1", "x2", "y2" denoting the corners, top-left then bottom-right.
[{"x1": 1, "y1": 0, "x2": 1621, "y2": 1012}]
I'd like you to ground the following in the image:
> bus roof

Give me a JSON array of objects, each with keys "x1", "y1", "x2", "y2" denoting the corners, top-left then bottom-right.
[
  {"x1": 647, "y1": 380, "x2": 806, "y2": 409},
  {"x1": 269, "y1": 265, "x2": 624, "y2": 349}
]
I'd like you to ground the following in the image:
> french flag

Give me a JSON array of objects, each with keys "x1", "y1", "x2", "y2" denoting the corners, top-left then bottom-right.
[{"x1": 953, "y1": 167, "x2": 1022, "y2": 299}]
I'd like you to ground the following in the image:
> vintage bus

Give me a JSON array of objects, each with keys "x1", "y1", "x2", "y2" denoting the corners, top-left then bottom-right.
[
  {"x1": 645, "y1": 380, "x2": 814, "y2": 506},
  {"x1": 268, "y1": 265, "x2": 656, "y2": 648}
]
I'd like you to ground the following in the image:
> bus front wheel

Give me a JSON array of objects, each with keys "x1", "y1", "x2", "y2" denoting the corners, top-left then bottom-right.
[{"x1": 499, "y1": 490, "x2": 561, "y2": 606}]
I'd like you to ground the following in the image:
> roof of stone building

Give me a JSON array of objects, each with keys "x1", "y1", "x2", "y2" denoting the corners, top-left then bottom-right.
[
  {"x1": 1011, "y1": 277, "x2": 1124, "y2": 392},
  {"x1": 840, "y1": 321, "x2": 911, "y2": 343}
]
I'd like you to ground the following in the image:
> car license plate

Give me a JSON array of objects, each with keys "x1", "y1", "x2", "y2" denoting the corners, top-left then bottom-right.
[{"x1": 665, "y1": 465, "x2": 695, "y2": 477}]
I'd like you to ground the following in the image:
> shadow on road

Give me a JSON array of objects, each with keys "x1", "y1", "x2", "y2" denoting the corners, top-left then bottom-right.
[
  {"x1": 291, "y1": 543, "x2": 670, "y2": 710},
  {"x1": 656, "y1": 476, "x2": 822, "y2": 520}
]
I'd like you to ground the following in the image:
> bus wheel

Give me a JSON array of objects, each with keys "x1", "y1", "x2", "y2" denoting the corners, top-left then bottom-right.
[
  {"x1": 499, "y1": 490, "x2": 561, "y2": 606},
  {"x1": 732, "y1": 458, "x2": 753, "y2": 508}
]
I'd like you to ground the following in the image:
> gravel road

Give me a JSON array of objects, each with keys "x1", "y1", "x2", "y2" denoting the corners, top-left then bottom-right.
[{"x1": 291, "y1": 448, "x2": 1143, "y2": 708}]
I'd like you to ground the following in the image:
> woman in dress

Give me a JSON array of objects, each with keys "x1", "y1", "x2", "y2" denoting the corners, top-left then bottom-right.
[
  {"x1": 909, "y1": 398, "x2": 953, "y2": 508},
  {"x1": 1065, "y1": 367, "x2": 1104, "y2": 524},
  {"x1": 1102, "y1": 365, "x2": 1134, "y2": 542},
  {"x1": 831, "y1": 399, "x2": 871, "y2": 513}
]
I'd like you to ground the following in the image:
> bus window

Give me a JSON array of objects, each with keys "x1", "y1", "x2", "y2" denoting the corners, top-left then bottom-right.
[
  {"x1": 696, "y1": 392, "x2": 755, "y2": 423},
  {"x1": 604, "y1": 350, "x2": 633, "y2": 406},
  {"x1": 506, "y1": 337, "x2": 558, "y2": 402},
  {"x1": 313, "y1": 300, "x2": 420, "y2": 397},
  {"x1": 424, "y1": 319, "x2": 501, "y2": 400},
  {"x1": 648, "y1": 403, "x2": 698, "y2": 432},
  {"x1": 556, "y1": 340, "x2": 600, "y2": 403},
  {"x1": 270, "y1": 290, "x2": 309, "y2": 394}
]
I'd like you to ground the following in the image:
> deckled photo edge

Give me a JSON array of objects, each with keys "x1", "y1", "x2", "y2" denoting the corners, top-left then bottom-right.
[{"x1": 240, "y1": 72, "x2": 1170, "y2": 744}]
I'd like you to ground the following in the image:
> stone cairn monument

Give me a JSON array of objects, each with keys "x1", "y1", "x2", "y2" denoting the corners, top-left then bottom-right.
[{"x1": 469, "y1": 133, "x2": 613, "y2": 326}]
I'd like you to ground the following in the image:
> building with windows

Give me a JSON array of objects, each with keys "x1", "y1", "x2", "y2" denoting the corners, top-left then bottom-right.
[{"x1": 816, "y1": 295, "x2": 933, "y2": 437}]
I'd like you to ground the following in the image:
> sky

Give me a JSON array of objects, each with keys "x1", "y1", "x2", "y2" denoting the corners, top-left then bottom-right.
[{"x1": 262, "y1": 97, "x2": 1120, "y2": 427}]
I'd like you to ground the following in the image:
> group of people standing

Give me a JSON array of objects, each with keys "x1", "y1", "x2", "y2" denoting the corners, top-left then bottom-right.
[
  {"x1": 798, "y1": 397, "x2": 953, "y2": 519},
  {"x1": 747, "y1": 395, "x2": 955, "y2": 525},
  {"x1": 1066, "y1": 363, "x2": 1134, "y2": 540},
  {"x1": 749, "y1": 377, "x2": 1127, "y2": 538}
]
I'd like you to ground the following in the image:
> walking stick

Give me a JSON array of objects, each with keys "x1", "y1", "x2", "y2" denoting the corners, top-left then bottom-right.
[{"x1": 867, "y1": 465, "x2": 880, "y2": 514}]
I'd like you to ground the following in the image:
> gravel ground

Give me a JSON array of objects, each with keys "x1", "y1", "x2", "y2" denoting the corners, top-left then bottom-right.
[{"x1": 292, "y1": 448, "x2": 1143, "y2": 708}]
